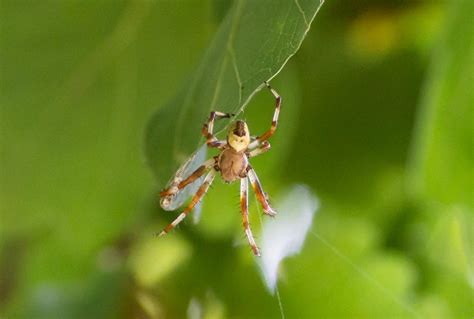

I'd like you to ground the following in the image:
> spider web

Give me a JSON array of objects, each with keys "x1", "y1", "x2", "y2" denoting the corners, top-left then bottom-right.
[{"x1": 160, "y1": 143, "x2": 208, "y2": 223}]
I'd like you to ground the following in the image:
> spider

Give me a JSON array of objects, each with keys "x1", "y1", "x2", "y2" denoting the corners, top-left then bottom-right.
[{"x1": 157, "y1": 81, "x2": 281, "y2": 256}]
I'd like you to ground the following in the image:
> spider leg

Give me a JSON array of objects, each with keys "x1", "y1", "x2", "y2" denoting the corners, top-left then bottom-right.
[
  {"x1": 240, "y1": 177, "x2": 260, "y2": 256},
  {"x1": 202, "y1": 111, "x2": 233, "y2": 148},
  {"x1": 247, "y1": 141, "x2": 271, "y2": 158},
  {"x1": 157, "y1": 169, "x2": 216, "y2": 236},
  {"x1": 249, "y1": 82, "x2": 281, "y2": 149},
  {"x1": 160, "y1": 157, "x2": 216, "y2": 197},
  {"x1": 247, "y1": 165, "x2": 277, "y2": 216}
]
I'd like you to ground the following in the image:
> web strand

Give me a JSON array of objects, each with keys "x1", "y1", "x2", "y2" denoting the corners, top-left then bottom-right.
[
  {"x1": 275, "y1": 284, "x2": 286, "y2": 319},
  {"x1": 309, "y1": 230, "x2": 420, "y2": 318},
  {"x1": 254, "y1": 194, "x2": 286, "y2": 319}
]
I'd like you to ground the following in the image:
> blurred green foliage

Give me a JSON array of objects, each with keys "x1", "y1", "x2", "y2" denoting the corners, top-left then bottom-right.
[{"x1": 1, "y1": 0, "x2": 472, "y2": 318}]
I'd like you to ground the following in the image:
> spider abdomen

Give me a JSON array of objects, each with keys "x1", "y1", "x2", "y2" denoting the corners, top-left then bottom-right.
[{"x1": 218, "y1": 148, "x2": 248, "y2": 183}]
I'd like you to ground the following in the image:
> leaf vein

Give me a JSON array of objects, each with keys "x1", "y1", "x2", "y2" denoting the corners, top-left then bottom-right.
[{"x1": 294, "y1": 0, "x2": 309, "y2": 28}]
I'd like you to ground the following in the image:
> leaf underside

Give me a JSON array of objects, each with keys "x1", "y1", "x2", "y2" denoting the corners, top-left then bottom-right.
[{"x1": 145, "y1": 0, "x2": 324, "y2": 183}]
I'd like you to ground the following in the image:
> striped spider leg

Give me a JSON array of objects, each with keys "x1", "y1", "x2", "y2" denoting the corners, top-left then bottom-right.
[
  {"x1": 157, "y1": 168, "x2": 216, "y2": 236},
  {"x1": 247, "y1": 164, "x2": 277, "y2": 217},
  {"x1": 248, "y1": 81, "x2": 281, "y2": 149},
  {"x1": 244, "y1": 80, "x2": 281, "y2": 217},
  {"x1": 159, "y1": 156, "x2": 215, "y2": 210},
  {"x1": 247, "y1": 140, "x2": 271, "y2": 157},
  {"x1": 240, "y1": 177, "x2": 260, "y2": 256},
  {"x1": 202, "y1": 111, "x2": 234, "y2": 148},
  {"x1": 160, "y1": 157, "x2": 215, "y2": 197}
]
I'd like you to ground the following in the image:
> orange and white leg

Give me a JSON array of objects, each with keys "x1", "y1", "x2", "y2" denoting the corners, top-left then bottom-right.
[
  {"x1": 202, "y1": 111, "x2": 233, "y2": 148},
  {"x1": 247, "y1": 165, "x2": 277, "y2": 217},
  {"x1": 249, "y1": 82, "x2": 281, "y2": 149},
  {"x1": 157, "y1": 169, "x2": 216, "y2": 236},
  {"x1": 240, "y1": 177, "x2": 260, "y2": 256},
  {"x1": 160, "y1": 157, "x2": 216, "y2": 197},
  {"x1": 247, "y1": 141, "x2": 271, "y2": 158}
]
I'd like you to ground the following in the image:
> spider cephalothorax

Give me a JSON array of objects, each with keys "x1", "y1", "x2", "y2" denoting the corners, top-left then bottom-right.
[
  {"x1": 157, "y1": 82, "x2": 281, "y2": 256},
  {"x1": 228, "y1": 120, "x2": 250, "y2": 151}
]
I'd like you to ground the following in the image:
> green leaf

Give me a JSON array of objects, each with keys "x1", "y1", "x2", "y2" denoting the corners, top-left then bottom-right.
[
  {"x1": 145, "y1": 0, "x2": 324, "y2": 182},
  {"x1": 409, "y1": 0, "x2": 474, "y2": 210},
  {"x1": 408, "y1": 3, "x2": 474, "y2": 315}
]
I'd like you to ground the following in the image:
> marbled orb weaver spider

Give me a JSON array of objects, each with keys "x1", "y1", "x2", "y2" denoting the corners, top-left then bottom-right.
[{"x1": 157, "y1": 82, "x2": 281, "y2": 256}]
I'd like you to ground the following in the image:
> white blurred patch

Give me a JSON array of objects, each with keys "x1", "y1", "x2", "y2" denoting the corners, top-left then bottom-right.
[
  {"x1": 187, "y1": 297, "x2": 202, "y2": 319},
  {"x1": 258, "y1": 185, "x2": 319, "y2": 293},
  {"x1": 161, "y1": 144, "x2": 207, "y2": 222}
]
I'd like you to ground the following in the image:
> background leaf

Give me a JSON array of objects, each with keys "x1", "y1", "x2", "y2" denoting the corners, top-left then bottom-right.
[
  {"x1": 406, "y1": 0, "x2": 474, "y2": 316},
  {"x1": 409, "y1": 0, "x2": 474, "y2": 210},
  {"x1": 145, "y1": 0, "x2": 324, "y2": 183}
]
